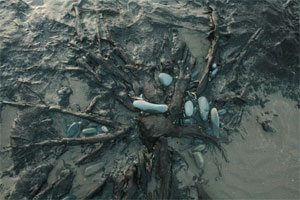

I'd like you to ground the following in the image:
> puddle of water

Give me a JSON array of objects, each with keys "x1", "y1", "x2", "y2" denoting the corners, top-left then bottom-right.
[{"x1": 203, "y1": 92, "x2": 300, "y2": 199}]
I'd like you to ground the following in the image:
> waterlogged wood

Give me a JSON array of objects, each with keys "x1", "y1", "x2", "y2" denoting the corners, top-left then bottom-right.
[
  {"x1": 169, "y1": 62, "x2": 190, "y2": 119},
  {"x1": 12, "y1": 126, "x2": 131, "y2": 149},
  {"x1": 1, "y1": 101, "x2": 115, "y2": 126},
  {"x1": 75, "y1": 143, "x2": 104, "y2": 165},
  {"x1": 196, "y1": 6, "x2": 219, "y2": 96}
]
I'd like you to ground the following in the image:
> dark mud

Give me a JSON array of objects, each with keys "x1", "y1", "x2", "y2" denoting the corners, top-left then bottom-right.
[{"x1": 0, "y1": 0, "x2": 299, "y2": 199}]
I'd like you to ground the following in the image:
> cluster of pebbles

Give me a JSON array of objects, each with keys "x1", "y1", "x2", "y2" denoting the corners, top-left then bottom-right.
[
  {"x1": 66, "y1": 121, "x2": 109, "y2": 138},
  {"x1": 132, "y1": 66, "x2": 224, "y2": 169}
]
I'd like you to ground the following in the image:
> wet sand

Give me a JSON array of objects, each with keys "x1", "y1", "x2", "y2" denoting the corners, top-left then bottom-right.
[{"x1": 203, "y1": 92, "x2": 300, "y2": 199}]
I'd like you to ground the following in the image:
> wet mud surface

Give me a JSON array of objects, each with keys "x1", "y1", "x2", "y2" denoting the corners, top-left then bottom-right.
[{"x1": 0, "y1": 0, "x2": 299, "y2": 199}]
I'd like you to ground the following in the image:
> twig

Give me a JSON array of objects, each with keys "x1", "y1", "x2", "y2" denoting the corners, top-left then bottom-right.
[
  {"x1": 85, "y1": 95, "x2": 101, "y2": 113},
  {"x1": 75, "y1": 143, "x2": 103, "y2": 165},
  {"x1": 76, "y1": 58, "x2": 102, "y2": 84}
]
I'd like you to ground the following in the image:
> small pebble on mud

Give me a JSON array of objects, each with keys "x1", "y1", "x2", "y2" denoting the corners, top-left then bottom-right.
[
  {"x1": 184, "y1": 100, "x2": 194, "y2": 117},
  {"x1": 198, "y1": 96, "x2": 209, "y2": 121},
  {"x1": 67, "y1": 122, "x2": 80, "y2": 138}
]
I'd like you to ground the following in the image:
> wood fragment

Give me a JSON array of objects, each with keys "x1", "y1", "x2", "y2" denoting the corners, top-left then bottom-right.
[
  {"x1": 85, "y1": 95, "x2": 101, "y2": 113},
  {"x1": 1, "y1": 101, "x2": 115, "y2": 126},
  {"x1": 75, "y1": 143, "x2": 104, "y2": 165},
  {"x1": 196, "y1": 6, "x2": 219, "y2": 96}
]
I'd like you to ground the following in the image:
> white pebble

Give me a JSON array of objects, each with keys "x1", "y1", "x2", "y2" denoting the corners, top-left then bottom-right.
[
  {"x1": 133, "y1": 100, "x2": 168, "y2": 113},
  {"x1": 184, "y1": 100, "x2": 194, "y2": 117},
  {"x1": 211, "y1": 108, "x2": 220, "y2": 138},
  {"x1": 101, "y1": 126, "x2": 108, "y2": 133},
  {"x1": 198, "y1": 96, "x2": 209, "y2": 121},
  {"x1": 158, "y1": 73, "x2": 173, "y2": 87}
]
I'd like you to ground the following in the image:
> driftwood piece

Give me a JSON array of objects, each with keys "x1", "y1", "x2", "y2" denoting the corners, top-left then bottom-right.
[
  {"x1": 85, "y1": 95, "x2": 101, "y2": 113},
  {"x1": 11, "y1": 126, "x2": 131, "y2": 149},
  {"x1": 196, "y1": 6, "x2": 219, "y2": 95},
  {"x1": 1, "y1": 101, "x2": 115, "y2": 126},
  {"x1": 169, "y1": 62, "x2": 190, "y2": 119},
  {"x1": 75, "y1": 143, "x2": 104, "y2": 165}
]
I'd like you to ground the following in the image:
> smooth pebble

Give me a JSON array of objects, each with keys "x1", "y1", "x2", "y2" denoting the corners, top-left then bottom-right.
[
  {"x1": 133, "y1": 100, "x2": 168, "y2": 113},
  {"x1": 198, "y1": 96, "x2": 209, "y2": 121},
  {"x1": 210, "y1": 68, "x2": 218, "y2": 77},
  {"x1": 193, "y1": 152, "x2": 204, "y2": 169},
  {"x1": 158, "y1": 73, "x2": 173, "y2": 87},
  {"x1": 82, "y1": 128, "x2": 97, "y2": 136},
  {"x1": 184, "y1": 100, "x2": 194, "y2": 117},
  {"x1": 211, "y1": 108, "x2": 220, "y2": 138},
  {"x1": 101, "y1": 126, "x2": 108, "y2": 133},
  {"x1": 67, "y1": 122, "x2": 79, "y2": 138}
]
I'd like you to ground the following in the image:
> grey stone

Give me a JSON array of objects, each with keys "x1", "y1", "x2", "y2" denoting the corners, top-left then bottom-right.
[
  {"x1": 198, "y1": 96, "x2": 209, "y2": 121},
  {"x1": 82, "y1": 128, "x2": 97, "y2": 136},
  {"x1": 67, "y1": 122, "x2": 79, "y2": 138},
  {"x1": 184, "y1": 100, "x2": 194, "y2": 117},
  {"x1": 193, "y1": 152, "x2": 204, "y2": 169},
  {"x1": 211, "y1": 108, "x2": 220, "y2": 138},
  {"x1": 158, "y1": 73, "x2": 173, "y2": 87}
]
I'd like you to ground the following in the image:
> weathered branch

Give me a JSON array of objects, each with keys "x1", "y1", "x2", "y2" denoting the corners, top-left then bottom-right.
[
  {"x1": 11, "y1": 126, "x2": 131, "y2": 149},
  {"x1": 1, "y1": 101, "x2": 115, "y2": 126},
  {"x1": 85, "y1": 95, "x2": 101, "y2": 113},
  {"x1": 75, "y1": 143, "x2": 104, "y2": 165},
  {"x1": 196, "y1": 6, "x2": 219, "y2": 96}
]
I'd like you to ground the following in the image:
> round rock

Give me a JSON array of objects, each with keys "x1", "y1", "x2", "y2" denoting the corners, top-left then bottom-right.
[
  {"x1": 184, "y1": 100, "x2": 194, "y2": 117},
  {"x1": 158, "y1": 73, "x2": 173, "y2": 87}
]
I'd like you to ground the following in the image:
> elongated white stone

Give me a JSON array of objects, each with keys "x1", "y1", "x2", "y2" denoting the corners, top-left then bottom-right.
[
  {"x1": 193, "y1": 152, "x2": 204, "y2": 169},
  {"x1": 133, "y1": 100, "x2": 168, "y2": 113},
  {"x1": 211, "y1": 108, "x2": 220, "y2": 138},
  {"x1": 184, "y1": 100, "x2": 194, "y2": 117},
  {"x1": 158, "y1": 73, "x2": 173, "y2": 87},
  {"x1": 192, "y1": 144, "x2": 206, "y2": 152},
  {"x1": 198, "y1": 96, "x2": 209, "y2": 121}
]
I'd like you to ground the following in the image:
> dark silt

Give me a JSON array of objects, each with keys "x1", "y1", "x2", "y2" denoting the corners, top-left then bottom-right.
[{"x1": 0, "y1": 0, "x2": 299, "y2": 199}]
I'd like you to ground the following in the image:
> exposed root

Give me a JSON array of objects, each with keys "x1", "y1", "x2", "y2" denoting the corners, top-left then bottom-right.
[{"x1": 75, "y1": 143, "x2": 104, "y2": 165}]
